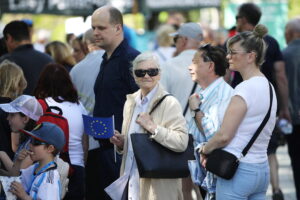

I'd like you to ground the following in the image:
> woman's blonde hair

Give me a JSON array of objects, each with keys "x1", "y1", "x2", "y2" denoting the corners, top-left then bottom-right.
[
  {"x1": 45, "y1": 41, "x2": 76, "y2": 67},
  {"x1": 227, "y1": 24, "x2": 268, "y2": 67},
  {"x1": 156, "y1": 24, "x2": 176, "y2": 47},
  {"x1": 0, "y1": 60, "x2": 27, "y2": 99}
]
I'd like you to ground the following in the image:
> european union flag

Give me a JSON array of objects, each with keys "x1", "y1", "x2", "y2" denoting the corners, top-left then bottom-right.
[{"x1": 82, "y1": 115, "x2": 114, "y2": 139}]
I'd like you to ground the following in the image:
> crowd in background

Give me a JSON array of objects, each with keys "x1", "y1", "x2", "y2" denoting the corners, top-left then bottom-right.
[{"x1": 0, "y1": 2, "x2": 299, "y2": 200}]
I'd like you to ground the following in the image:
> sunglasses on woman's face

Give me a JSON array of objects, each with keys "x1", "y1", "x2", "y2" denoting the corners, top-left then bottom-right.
[
  {"x1": 134, "y1": 68, "x2": 159, "y2": 77},
  {"x1": 30, "y1": 138, "x2": 47, "y2": 146}
]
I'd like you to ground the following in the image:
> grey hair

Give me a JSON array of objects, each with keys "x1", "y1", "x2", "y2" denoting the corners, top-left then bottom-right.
[
  {"x1": 82, "y1": 28, "x2": 95, "y2": 44},
  {"x1": 132, "y1": 52, "x2": 160, "y2": 71},
  {"x1": 286, "y1": 17, "x2": 300, "y2": 33}
]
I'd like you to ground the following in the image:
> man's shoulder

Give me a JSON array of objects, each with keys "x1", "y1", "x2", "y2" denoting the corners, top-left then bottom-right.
[{"x1": 124, "y1": 45, "x2": 140, "y2": 60}]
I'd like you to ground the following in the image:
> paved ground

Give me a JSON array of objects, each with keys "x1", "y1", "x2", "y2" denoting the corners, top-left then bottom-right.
[{"x1": 266, "y1": 145, "x2": 297, "y2": 200}]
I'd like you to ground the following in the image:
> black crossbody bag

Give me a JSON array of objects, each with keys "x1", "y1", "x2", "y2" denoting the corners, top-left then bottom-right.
[
  {"x1": 131, "y1": 94, "x2": 195, "y2": 178},
  {"x1": 205, "y1": 82, "x2": 273, "y2": 180}
]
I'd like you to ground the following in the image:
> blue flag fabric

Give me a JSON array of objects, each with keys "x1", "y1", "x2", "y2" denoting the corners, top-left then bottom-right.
[{"x1": 82, "y1": 115, "x2": 114, "y2": 139}]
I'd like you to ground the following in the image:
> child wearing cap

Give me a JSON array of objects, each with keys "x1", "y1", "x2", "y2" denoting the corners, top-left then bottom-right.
[
  {"x1": 10, "y1": 122, "x2": 66, "y2": 200},
  {"x1": 0, "y1": 95, "x2": 43, "y2": 176}
]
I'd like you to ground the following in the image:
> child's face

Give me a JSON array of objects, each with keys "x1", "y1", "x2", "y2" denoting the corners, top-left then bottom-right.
[
  {"x1": 29, "y1": 138, "x2": 51, "y2": 161},
  {"x1": 7, "y1": 113, "x2": 27, "y2": 132}
]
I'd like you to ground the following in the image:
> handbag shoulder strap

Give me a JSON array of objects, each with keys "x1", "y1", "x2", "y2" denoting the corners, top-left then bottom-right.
[
  {"x1": 149, "y1": 94, "x2": 172, "y2": 115},
  {"x1": 241, "y1": 82, "x2": 273, "y2": 156},
  {"x1": 183, "y1": 82, "x2": 198, "y2": 116}
]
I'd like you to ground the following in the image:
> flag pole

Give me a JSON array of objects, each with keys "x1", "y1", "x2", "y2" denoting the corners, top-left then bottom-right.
[{"x1": 112, "y1": 115, "x2": 116, "y2": 163}]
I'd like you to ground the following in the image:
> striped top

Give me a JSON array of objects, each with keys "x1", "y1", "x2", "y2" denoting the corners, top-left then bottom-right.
[{"x1": 188, "y1": 77, "x2": 233, "y2": 193}]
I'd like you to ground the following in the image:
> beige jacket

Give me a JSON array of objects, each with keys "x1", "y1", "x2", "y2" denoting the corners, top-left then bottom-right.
[{"x1": 119, "y1": 84, "x2": 188, "y2": 200}]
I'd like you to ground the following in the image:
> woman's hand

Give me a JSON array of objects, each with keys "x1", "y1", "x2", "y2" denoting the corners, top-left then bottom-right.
[
  {"x1": 136, "y1": 112, "x2": 157, "y2": 134},
  {"x1": 10, "y1": 181, "x2": 31, "y2": 200},
  {"x1": 110, "y1": 130, "x2": 124, "y2": 150},
  {"x1": 199, "y1": 145, "x2": 208, "y2": 168},
  {"x1": 189, "y1": 93, "x2": 202, "y2": 110}
]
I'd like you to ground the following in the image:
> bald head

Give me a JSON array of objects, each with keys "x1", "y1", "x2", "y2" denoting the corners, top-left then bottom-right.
[
  {"x1": 285, "y1": 17, "x2": 300, "y2": 44},
  {"x1": 91, "y1": 6, "x2": 124, "y2": 56},
  {"x1": 93, "y1": 6, "x2": 123, "y2": 27}
]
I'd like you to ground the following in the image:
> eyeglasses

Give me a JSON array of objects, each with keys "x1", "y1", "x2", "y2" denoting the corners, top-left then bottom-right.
[
  {"x1": 235, "y1": 15, "x2": 243, "y2": 20},
  {"x1": 134, "y1": 68, "x2": 159, "y2": 77},
  {"x1": 30, "y1": 138, "x2": 47, "y2": 146},
  {"x1": 199, "y1": 43, "x2": 213, "y2": 62},
  {"x1": 227, "y1": 49, "x2": 249, "y2": 55}
]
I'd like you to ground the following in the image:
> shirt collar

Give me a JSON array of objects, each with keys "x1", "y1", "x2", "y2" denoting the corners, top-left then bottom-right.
[
  {"x1": 135, "y1": 85, "x2": 159, "y2": 106},
  {"x1": 199, "y1": 77, "x2": 223, "y2": 100},
  {"x1": 102, "y1": 39, "x2": 129, "y2": 61}
]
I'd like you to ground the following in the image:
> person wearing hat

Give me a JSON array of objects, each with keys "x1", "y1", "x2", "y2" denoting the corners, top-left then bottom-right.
[
  {"x1": 0, "y1": 95, "x2": 43, "y2": 176},
  {"x1": 10, "y1": 122, "x2": 65, "y2": 200},
  {"x1": 159, "y1": 22, "x2": 203, "y2": 200}
]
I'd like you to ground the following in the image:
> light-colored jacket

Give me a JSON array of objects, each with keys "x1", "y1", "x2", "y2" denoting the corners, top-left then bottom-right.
[{"x1": 119, "y1": 84, "x2": 189, "y2": 200}]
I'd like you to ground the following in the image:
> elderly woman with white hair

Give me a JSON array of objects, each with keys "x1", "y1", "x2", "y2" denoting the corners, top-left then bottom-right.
[{"x1": 108, "y1": 52, "x2": 189, "y2": 200}]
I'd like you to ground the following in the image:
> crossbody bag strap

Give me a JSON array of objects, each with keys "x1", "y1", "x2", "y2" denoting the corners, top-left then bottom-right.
[
  {"x1": 241, "y1": 82, "x2": 273, "y2": 156},
  {"x1": 183, "y1": 82, "x2": 198, "y2": 116},
  {"x1": 149, "y1": 94, "x2": 172, "y2": 115}
]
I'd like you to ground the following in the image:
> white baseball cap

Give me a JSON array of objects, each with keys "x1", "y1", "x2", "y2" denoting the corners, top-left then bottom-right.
[{"x1": 0, "y1": 95, "x2": 43, "y2": 121}]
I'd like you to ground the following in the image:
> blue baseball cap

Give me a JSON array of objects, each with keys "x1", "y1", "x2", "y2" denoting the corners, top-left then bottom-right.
[{"x1": 22, "y1": 122, "x2": 66, "y2": 151}]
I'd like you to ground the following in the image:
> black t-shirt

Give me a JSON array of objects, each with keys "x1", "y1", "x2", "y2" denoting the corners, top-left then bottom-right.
[{"x1": 231, "y1": 35, "x2": 283, "y2": 88}]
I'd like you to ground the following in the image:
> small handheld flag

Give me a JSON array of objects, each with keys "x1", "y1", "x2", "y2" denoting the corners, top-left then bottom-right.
[{"x1": 82, "y1": 115, "x2": 114, "y2": 139}]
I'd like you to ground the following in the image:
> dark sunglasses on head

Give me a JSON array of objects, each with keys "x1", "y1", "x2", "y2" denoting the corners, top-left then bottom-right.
[
  {"x1": 134, "y1": 68, "x2": 159, "y2": 78},
  {"x1": 30, "y1": 138, "x2": 47, "y2": 146},
  {"x1": 199, "y1": 43, "x2": 213, "y2": 62}
]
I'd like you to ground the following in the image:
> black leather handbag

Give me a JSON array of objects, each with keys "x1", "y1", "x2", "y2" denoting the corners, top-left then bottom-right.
[
  {"x1": 206, "y1": 82, "x2": 273, "y2": 180},
  {"x1": 131, "y1": 94, "x2": 195, "y2": 179}
]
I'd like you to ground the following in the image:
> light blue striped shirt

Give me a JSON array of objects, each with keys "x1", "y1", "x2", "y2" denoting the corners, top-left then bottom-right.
[{"x1": 188, "y1": 77, "x2": 234, "y2": 195}]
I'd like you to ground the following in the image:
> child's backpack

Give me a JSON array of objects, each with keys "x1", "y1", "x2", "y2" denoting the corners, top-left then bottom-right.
[{"x1": 37, "y1": 99, "x2": 69, "y2": 153}]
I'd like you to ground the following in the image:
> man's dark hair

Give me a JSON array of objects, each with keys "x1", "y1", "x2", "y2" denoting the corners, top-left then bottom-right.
[
  {"x1": 108, "y1": 7, "x2": 123, "y2": 26},
  {"x1": 199, "y1": 45, "x2": 227, "y2": 76},
  {"x1": 238, "y1": 3, "x2": 262, "y2": 26},
  {"x1": 3, "y1": 20, "x2": 30, "y2": 42}
]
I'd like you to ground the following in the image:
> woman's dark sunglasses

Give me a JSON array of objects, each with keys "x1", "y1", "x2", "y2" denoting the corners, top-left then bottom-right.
[
  {"x1": 30, "y1": 138, "x2": 47, "y2": 146},
  {"x1": 134, "y1": 68, "x2": 159, "y2": 77}
]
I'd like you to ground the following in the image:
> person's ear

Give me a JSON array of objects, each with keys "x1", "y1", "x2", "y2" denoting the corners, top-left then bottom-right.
[
  {"x1": 114, "y1": 24, "x2": 122, "y2": 34},
  {"x1": 23, "y1": 116, "x2": 30, "y2": 124},
  {"x1": 47, "y1": 145, "x2": 55, "y2": 154}
]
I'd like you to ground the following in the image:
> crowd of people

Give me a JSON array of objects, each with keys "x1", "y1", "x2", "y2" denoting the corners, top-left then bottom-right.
[{"x1": 0, "y1": 2, "x2": 299, "y2": 200}]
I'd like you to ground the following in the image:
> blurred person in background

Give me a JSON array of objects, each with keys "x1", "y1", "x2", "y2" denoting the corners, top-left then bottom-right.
[
  {"x1": 153, "y1": 24, "x2": 176, "y2": 65},
  {"x1": 166, "y1": 11, "x2": 186, "y2": 30},
  {"x1": 0, "y1": 60, "x2": 27, "y2": 160},
  {"x1": 0, "y1": 37, "x2": 8, "y2": 56},
  {"x1": 70, "y1": 28, "x2": 105, "y2": 199},
  {"x1": 71, "y1": 36, "x2": 88, "y2": 63},
  {"x1": 34, "y1": 29, "x2": 51, "y2": 52},
  {"x1": 45, "y1": 40, "x2": 76, "y2": 71},
  {"x1": 66, "y1": 33, "x2": 76, "y2": 46},
  {"x1": 34, "y1": 63, "x2": 88, "y2": 200},
  {"x1": 282, "y1": 17, "x2": 300, "y2": 200},
  {"x1": 0, "y1": 20, "x2": 53, "y2": 95}
]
